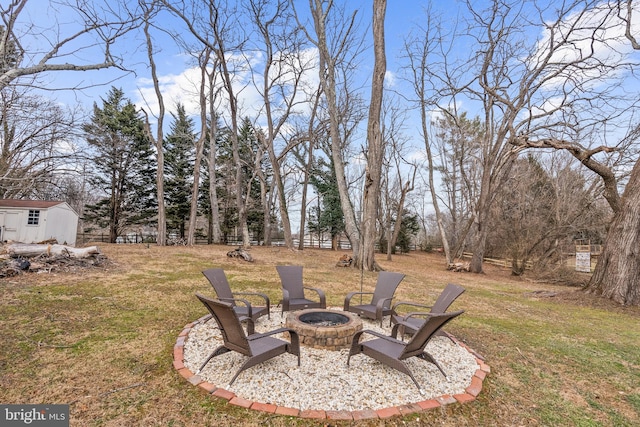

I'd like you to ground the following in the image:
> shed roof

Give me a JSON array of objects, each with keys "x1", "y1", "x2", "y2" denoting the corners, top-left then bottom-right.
[{"x1": 0, "y1": 199, "x2": 66, "y2": 209}]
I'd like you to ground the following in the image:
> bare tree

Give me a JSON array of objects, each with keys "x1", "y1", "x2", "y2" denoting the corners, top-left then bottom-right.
[
  {"x1": 0, "y1": 0, "x2": 140, "y2": 222},
  {"x1": 487, "y1": 153, "x2": 606, "y2": 275},
  {"x1": 246, "y1": 0, "x2": 313, "y2": 249},
  {"x1": 401, "y1": 8, "x2": 455, "y2": 265},
  {"x1": 205, "y1": 59, "x2": 223, "y2": 244},
  {"x1": 358, "y1": 0, "x2": 387, "y2": 271},
  {"x1": 302, "y1": 0, "x2": 365, "y2": 262},
  {"x1": 405, "y1": 0, "x2": 639, "y2": 277},
  {"x1": 163, "y1": 0, "x2": 252, "y2": 247},
  {"x1": 1, "y1": 0, "x2": 137, "y2": 90},
  {"x1": 186, "y1": 48, "x2": 211, "y2": 245},
  {"x1": 449, "y1": 0, "x2": 640, "y2": 305},
  {"x1": 0, "y1": 86, "x2": 81, "y2": 198},
  {"x1": 379, "y1": 97, "x2": 416, "y2": 261},
  {"x1": 295, "y1": 85, "x2": 323, "y2": 250},
  {"x1": 140, "y1": 1, "x2": 167, "y2": 246},
  {"x1": 578, "y1": 0, "x2": 640, "y2": 305}
]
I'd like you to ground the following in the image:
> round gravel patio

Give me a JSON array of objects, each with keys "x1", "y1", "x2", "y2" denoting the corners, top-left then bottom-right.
[{"x1": 173, "y1": 309, "x2": 490, "y2": 421}]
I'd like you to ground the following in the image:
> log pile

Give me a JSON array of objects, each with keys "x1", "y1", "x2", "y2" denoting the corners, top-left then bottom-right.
[
  {"x1": 1, "y1": 242, "x2": 107, "y2": 278},
  {"x1": 447, "y1": 262, "x2": 470, "y2": 272},
  {"x1": 336, "y1": 254, "x2": 353, "y2": 267},
  {"x1": 226, "y1": 247, "x2": 254, "y2": 262}
]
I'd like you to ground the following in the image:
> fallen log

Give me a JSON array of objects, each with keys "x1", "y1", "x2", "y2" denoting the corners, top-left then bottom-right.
[
  {"x1": 447, "y1": 262, "x2": 470, "y2": 272},
  {"x1": 5, "y1": 243, "x2": 101, "y2": 259},
  {"x1": 226, "y1": 247, "x2": 254, "y2": 262}
]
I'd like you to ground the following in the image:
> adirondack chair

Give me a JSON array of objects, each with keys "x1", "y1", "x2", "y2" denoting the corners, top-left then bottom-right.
[
  {"x1": 202, "y1": 268, "x2": 270, "y2": 333},
  {"x1": 347, "y1": 310, "x2": 464, "y2": 391},
  {"x1": 343, "y1": 271, "x2": 405, "y2": 326},
  {"x1": 390, "y1": 283, "x2": 465, "y2": 339},
  {"x1": 276, "y1": 265, "x2": 326, "y2": 314},
  {"x1": 195, "y1": 294, "x2": 300, "y2": 385}
]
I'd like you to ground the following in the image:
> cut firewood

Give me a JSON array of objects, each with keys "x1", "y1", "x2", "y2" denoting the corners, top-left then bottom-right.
[
  {"x1": 5, "y1": 243, "x2": 101, "y2": 259},
  {"x1": 226, "y1": 247, "x2": 254, "y2": 262}
]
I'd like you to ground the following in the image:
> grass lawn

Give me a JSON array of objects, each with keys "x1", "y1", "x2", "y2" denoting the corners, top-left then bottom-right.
[{"x1": 1, "y1": 244, "x2": 639, "y2": 426}]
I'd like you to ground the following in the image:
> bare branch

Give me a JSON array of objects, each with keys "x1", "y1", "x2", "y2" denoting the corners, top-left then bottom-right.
[{"x1": 0, "y1": 0, "x2": 140, "y2": 90}]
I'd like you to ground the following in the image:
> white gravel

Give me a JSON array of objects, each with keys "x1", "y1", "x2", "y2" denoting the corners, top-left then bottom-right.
[{"x1": 182, "y1": 308, "x2": 479, "y2": 412}]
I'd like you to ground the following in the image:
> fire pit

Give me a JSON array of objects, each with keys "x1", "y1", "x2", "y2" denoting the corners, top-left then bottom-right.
[{"x1": 285, "y1": 309, "x2": 363, "y2": 351}]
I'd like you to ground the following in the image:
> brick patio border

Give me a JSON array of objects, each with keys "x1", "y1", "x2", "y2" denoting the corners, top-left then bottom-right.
[{"x1": 173, "y1": 316, "x2": 490, "y2": 420}]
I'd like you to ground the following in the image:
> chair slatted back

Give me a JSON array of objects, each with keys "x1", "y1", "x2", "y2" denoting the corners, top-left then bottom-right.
[
  {"x1": 371, "y1": 271, "x2": 405, "y2": 308},
  {"x1": 276, "y1": 265, "x2": 306, "y2": 299},
  {"x1": 401, "y1": 310, "x2": 464, "y2": 359},
  {"x1": 202, "y1": 268, "x2": 235, "y2": 303},
  {"x1": 431, "y1": 284, "x2": 465, "y2": 314},
  {"x1": 195, "y1": 293, "x2": 251, "y2": 356}
]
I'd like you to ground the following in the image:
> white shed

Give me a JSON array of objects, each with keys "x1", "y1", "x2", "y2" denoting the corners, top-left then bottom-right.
[{"x1": 0, "y1": 199, "x2": 79, "y2": 246}]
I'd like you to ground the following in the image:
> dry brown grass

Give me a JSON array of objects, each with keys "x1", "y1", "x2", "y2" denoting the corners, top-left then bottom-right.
[{"x1": 1, "y1": 244, "x2": 639, "y2": 426}]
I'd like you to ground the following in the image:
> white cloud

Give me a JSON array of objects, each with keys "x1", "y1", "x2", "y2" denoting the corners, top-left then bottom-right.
[
  {"x1": 133, "y1": 47, "x2": 322, "y2": 132},
  {"x1": 385, "y1": 70, "x2": 397, "y2": 87}
]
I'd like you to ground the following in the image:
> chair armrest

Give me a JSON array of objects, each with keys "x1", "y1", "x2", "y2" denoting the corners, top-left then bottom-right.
[
  {"x1": 218, "y1": 296, "x2": 255, "y2": 321},
  {"x1": 234, "y1": 292, "x2": 271, "y2": 317},
  {"x1": 391, "y1": 300, "x2": 433, "y2": 314},
  {"x1": 248, "y1": 327, "x2": 293, "y2": 339},
  {"x1": 242, "y1": 317, "x2": 256, "y2": 335},
  {"x1": 304, "y1": 286, "x2": 326, "y2": 306},
  {"x1": 248, "y1": 327, "x2": 300, "y2": 350},
  {"x1": 351, "y1": 329, "x2": 403, "y2": 346},
  {"x1": 344, "y1": 291, "x2": 373, "y2": 310},
  {"x1": 403, "y1": 311, "x2": 433, "y2": 320},
  {"x1": 281, "y1": 289, "x2": 291, "y2": 311},
  {"x1": 375, "y1": 297, "x2": 395, "y2": 325},
  {"x1": 234, "y1": 291, "x2": 270, "y2": 308}
]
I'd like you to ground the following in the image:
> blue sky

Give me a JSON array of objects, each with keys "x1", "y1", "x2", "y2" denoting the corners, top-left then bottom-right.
[
  {"x1": 26, "y1": 1, "x2": 456, "y2": 118},
  {"x1": 13, "y1": 0, "x2": 640, "y2": 229},
  {"x1": 22, "y1": 1, "x2": 639, "y2": 124}
]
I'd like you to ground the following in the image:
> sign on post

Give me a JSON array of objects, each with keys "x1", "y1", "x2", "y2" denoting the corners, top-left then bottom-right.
[{"x1": 575, "y1": 245, "x2": 591, "y2": 273}]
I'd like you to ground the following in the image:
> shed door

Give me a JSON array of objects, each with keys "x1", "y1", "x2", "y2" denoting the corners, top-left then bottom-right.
[{"x1": 0, "y1": 211, "x2": 20, "y2": 241}]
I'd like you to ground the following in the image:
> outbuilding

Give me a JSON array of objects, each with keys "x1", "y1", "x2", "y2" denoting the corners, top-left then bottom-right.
[{"x1": 0, "y1": 199, "x2": 79, "y2": 245}]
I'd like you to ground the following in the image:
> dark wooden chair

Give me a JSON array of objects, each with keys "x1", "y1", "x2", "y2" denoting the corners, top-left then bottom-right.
[
  {"x1": 195, "y1": 294, "x2": 300, "y2": 385},
  {"x1": 202, "y1": 268, "x2": 270, "y2": 332},
  {"x1": 343, "y1": 271, "x2": 405, "y2": 325},
  {"x1": 347, "y1": 309, "x2": 464, "y2": 391},
  {"x1": 276, "y1": 265, "x2": 326, "y2": 314},
  {"x1": 390, "y1": 283, "x2": 465, "y2": 339}
]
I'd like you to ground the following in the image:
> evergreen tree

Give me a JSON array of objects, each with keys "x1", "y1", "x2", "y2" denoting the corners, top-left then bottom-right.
[
  {"x1": 215, "y1": 125, "x2": 237, "y2": 243},
  {"x1": 83, "y1": 87, "x2": 156, "y2": 243},
  {"x1": 309, "y1": 155, "x2": 345, "y2": 250},
  {"x1": 199, "y1": 114, "x2": 223, "y2": 243},
  {"x1": 238, "y1": 119, "x2": 261, "y2": 240},
  {"x1": 396, "y1": 212, "x2": 420, "y2": 254},
  {"x1": 164, "y1": 104, "x2": 196, "y2": 238}
]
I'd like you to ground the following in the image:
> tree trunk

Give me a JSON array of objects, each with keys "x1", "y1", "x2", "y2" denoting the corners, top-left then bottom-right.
[
  {"x1": 469, "y1": 231, "x2": 487, "y2": 273},
  {"x1": 360, "y1": 0, "x2": 387, "y2": 271},
  {"x1": 187, "y1": 56, "x2": 208, "y2": 246},
  {"x1": 310, "y1": 0, "x2": 361, "y2": 261},
  {"x1": 142, "y1": 8, "x2": 166, "y2": 246},
  {"x1": 585, "y1": 158, "x2": 640, "y2": 305},
  {"x1": 207, "y1": 79, "x2": 221, "y2": 244}
]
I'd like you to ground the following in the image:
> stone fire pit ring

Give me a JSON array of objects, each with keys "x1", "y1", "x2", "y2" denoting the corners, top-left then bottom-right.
[{"x1": 284, "y1": 308, "x2": 363, "y2": 351}]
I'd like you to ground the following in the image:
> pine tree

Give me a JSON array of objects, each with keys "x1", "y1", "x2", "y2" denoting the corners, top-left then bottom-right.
[
  {"x1": 164, "y1": 104, "x2": 196, "y2": 239},
  {"x1": 83, "y1": 87, "x2": 156, "y2": 243},
  {"x1": 309, "y1": 155, "x2": 345, "y2": 250}
]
